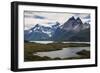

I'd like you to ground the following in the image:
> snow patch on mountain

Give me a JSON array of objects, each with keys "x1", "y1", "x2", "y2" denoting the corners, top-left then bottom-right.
[{"x1": 24, "y1": 16, "x2": 90, "y2": 41}]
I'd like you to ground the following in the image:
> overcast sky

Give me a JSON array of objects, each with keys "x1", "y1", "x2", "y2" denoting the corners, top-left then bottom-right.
[{"x1": 24, "y1": 11, "x2": 90, "y2": 30}]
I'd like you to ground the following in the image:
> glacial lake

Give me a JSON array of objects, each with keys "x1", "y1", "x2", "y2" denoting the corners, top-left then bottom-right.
[
  {"x1": 30, "y1": 41, "x2": 90, "y2": 44},
  {"x1": 33, "y1": 47, "x2": 90, "y2": 59}
]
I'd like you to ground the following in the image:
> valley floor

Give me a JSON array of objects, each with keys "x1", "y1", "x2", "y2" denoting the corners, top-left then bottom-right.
[{"x1": 24, "y1": 42, "x2": 90, "y2": 62}]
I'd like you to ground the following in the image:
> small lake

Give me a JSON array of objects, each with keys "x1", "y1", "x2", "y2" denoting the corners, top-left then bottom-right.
[{"x1": 33, "y1": 47, "x2": 90, "y2": 59}]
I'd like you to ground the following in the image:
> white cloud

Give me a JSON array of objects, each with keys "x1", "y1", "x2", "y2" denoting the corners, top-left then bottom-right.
[{"x1": 24, "y1": 11, "x2": 90, "y2": 30}]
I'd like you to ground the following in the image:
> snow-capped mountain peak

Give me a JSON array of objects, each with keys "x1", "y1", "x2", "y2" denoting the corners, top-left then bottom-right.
[
  {"x1": 25, "y1": 22, "x2": 61, "y2": 39},
  {"x1": 24, "y1": 16, "x2": 90, "y2": 41}
]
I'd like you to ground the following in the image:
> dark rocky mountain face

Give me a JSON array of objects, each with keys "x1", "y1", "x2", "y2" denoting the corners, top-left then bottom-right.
[
  {"x1": 62, "y1": 16, "x2": 76, "y2": 31},
  {"x1": 67, "y1": 28, "x2": 90, "y2": 42},
  {"x1": 24, "y1": 16, "x2": 90, "y2": 42},
  {"x1": 62, "y1": 16, "x2": 83, "y2": 32}
]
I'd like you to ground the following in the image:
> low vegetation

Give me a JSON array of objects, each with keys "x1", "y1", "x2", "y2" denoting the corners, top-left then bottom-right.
[{"x1": 24, "y1": 42, "x2": 90, "y2": 61}]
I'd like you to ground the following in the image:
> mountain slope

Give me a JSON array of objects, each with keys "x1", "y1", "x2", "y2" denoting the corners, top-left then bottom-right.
[
  {"x1": 24, "y1": 16, "x2": 90, "y2": 42},
  {"x1": 62, "y1": 16, "x2": 83, "y2": 32},
  {"x1": 67, "y1": 28, "x2": 90, "y2": 42},
  {"x1": 24, "y1": 22, "x2": 60, "y2": 41}
]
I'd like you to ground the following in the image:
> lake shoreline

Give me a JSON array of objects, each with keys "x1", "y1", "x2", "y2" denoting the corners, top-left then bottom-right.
[
  {"x1": 24, "y1": 42, "x2": 90, "y2": 62},
  {"x1": 29, "y1": 41, "x2": 90, "y2": 44}
]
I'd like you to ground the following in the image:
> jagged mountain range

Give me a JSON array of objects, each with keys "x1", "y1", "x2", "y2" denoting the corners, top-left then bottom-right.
[{"x1": 24, "y1": 16, "x2": 90, "y2": 42}]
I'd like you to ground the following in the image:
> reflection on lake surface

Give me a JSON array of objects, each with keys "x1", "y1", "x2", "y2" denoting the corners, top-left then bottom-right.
[{"x1": 33, "y1": 47, "x2": 90, "y2": 58}]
